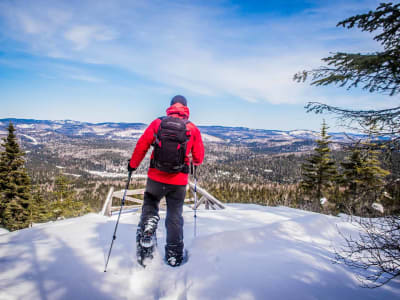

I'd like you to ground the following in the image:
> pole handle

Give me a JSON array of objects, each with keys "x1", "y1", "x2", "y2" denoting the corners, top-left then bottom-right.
[
  {"x1": 191, "y1": 162, "x2": 198, "y2": 180},
  {"x1": 126, "y1": 171, "x2": 132, "y2": 188}
]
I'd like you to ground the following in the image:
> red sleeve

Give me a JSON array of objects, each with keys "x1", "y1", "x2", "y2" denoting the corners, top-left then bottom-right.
[
  {"x1": 191, "y1": 125, "x2": 204, "y2": 165},
  {"x1": 129, "y1": 119, "x2": 160, "y2": 168}
]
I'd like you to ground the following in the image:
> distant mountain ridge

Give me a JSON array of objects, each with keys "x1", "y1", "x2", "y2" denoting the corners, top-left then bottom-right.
[{"x1": 0, "y1": 118, "x2": 370, "y2": 146}]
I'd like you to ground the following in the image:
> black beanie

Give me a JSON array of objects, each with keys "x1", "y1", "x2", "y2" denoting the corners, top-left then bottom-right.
[{"x1": 170, "y1": 95, "x2": 187, "y2": 106}]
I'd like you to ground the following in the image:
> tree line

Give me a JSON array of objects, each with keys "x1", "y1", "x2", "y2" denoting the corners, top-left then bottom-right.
[
  {"x1": 299, "y1": 120, "x2": 396, "y2": 216},
  {"x1": 0, "y1": 122, "x2": 90, "y2": 231}
]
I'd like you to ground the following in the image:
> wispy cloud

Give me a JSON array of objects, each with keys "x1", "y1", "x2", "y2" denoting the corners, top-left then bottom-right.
[
  {"x1": 68, "y1": 73, "x2": 105, "y2": 83},
  {"x1": 64, "y1": 25, "x2": 117, "y2": 50},
  {"x1": 0, "y1": 0, "x2": 388, "y2": 107}
]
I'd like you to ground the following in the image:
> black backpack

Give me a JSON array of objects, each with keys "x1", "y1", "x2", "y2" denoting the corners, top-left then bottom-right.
[{"x1": 150, "y1": 116, "x2": 191, "y2": 173}]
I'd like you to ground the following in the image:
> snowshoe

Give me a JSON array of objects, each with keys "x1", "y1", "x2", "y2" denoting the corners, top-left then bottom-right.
[
  {"x1": 136, "y1": 219, "x2": 159, "y2": 268},
  {"x1": 136, "y1": 232, "x2": 157, "y2": 267},
  {"x1": 140, "y1": 216, "x2": 160, "y2": 248},
  {"x1": 165, "y1": 244, "x2": 188, "y2": 267}
]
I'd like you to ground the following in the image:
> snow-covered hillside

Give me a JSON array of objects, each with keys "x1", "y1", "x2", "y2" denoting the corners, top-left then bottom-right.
[
  {"x1": 0, "y1": 205, "x2": 398, "y2": 300},
  {"x1": 0, "y1": 118, "x2": 377, "y2": 147}
]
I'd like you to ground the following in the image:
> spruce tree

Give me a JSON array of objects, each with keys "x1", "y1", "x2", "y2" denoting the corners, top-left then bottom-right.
[
  {"x1": 51, "y1": 174, "x2": 89, "y2": 219},
  {"x1": 0, "y1": 122, "x2": 32, "y2": 231},
  {"x1": 294, "y1": 2, "x2": 400, "y2": 138},
  {"x1": 300, "y1": 120, "x2": 337, "y2": 211},
  {"x1": 340, "y1": 147, "x2": 363, "y2": 213},
  {"x1": 30, "y1": 185, "x2": 51, "y2": 224}
]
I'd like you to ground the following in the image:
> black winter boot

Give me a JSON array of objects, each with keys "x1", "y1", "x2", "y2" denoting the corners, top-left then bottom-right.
[
  {"x1": 136, "y1": 225, "x2": 158, "y2": 267},
  {"x1": 165, "y1": 243, "x2": 184, "y2": 267},
  {"x1": 140, "y1": 215, "x2": 160, "y2": 248}
]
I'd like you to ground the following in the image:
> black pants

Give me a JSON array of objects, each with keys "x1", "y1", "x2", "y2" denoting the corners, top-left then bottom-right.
[{"x1": 140, "y1": 178, "x2": 186, "y2": 247}]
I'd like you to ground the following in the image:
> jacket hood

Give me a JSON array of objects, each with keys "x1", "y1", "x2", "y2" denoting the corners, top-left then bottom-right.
[{"x1": 166, "y1": 103, "x2": 190, "y2": 119}]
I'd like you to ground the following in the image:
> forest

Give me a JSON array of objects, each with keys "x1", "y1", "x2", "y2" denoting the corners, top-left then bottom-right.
[{"x1": 1, "y1": 117, "x2": 399, "y2": 232}]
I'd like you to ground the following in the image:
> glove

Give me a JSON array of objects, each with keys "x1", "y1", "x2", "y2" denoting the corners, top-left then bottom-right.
[{"x1": 127, "y1": 160, "x2": 137, "y2": 173}]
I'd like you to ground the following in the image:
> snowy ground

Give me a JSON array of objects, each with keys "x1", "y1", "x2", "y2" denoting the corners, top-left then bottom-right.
[{"x1": 0, "y1": 204, "x2": 399, "y2": 300}]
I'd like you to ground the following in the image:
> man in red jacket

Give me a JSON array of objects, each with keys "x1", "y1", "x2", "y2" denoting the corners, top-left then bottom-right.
[{"x1": 128, "y1": 95, "x2": 204, "y2": 266}]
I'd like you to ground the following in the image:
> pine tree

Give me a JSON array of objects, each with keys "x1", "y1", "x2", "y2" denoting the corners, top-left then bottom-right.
[
  {"x1": 0, "y1": 122, "x2": 32, "y2": 231},
  {"x1": 300, "y1": 120, "x2": 337, "y2": 212}
]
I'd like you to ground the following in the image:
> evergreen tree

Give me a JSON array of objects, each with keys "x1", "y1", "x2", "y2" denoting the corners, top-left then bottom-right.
[
  {"x1": 0, "y1": 122, "x2": 32, "y2": 231},
  {"x1": 51, "y1": 174, "x2": 89, "y2": 219},
  {"x1": 295, "y1": 3, "x2": 400, "y2": 285},
  {"x1": 359, "y1": 143, "x2": 388, "y2": 214},
  {"x1": 300, "y1": 120, "x2": 337, "y2": 211},
  {"x1": 339, "y1": 125, "x2": 390, "y2": 215},
  {"x1": 294, "y1": 2, "x2": 400, "y2": 138},
  {"x1": 30, "y1": 185, "x2": 51, "y2": 224},
  {"x1": 340, "y1": 147, "x2": 363, "y2": 213}
]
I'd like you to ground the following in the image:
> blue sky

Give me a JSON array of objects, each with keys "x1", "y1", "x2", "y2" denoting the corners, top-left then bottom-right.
[{"x1": 0, "y1": 0, "x2": 397, "y2": 131}]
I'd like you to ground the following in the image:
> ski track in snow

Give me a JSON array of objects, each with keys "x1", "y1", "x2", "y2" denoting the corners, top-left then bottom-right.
[{"x1": 0, "y1": 204, "x2": 399, "y2": 300}]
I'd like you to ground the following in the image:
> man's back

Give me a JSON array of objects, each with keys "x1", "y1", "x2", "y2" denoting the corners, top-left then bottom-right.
[{"x1": 129, "y1": 100, "x2": 204, "y2": 185}]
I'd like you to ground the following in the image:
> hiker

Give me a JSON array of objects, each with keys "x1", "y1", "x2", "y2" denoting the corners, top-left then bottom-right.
[{"x1": 128, "y1": 95, "x2": 204, "y2": 266}]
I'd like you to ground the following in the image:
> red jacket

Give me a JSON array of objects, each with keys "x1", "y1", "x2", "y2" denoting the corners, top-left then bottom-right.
[{"x1": 129, "y1": 103, "x2": 204, "y2": 185}]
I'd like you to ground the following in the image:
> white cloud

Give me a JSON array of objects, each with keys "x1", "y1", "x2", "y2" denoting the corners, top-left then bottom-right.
[
  {"x1": 16, "y1": 12, "x2": 44, "y2": 34},
  {"x1": 64, "y1": 25, "x2": 117, "y2": 50},
  {"x1": 0, "y1": 0, "x2": 392, "y2": 108},
  {"x1": 68, "y1": 74, "x2": 105, "y2": 83}
]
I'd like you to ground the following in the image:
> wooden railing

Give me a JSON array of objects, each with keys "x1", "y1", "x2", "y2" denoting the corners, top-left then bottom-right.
[{"x1": 100, "y1": 174, "x2": 225, "y2": 217}]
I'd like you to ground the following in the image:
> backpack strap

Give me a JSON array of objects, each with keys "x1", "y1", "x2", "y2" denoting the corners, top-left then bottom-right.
[{"x1": 151, "y1": 117, "x2": 165, "y2": 147}]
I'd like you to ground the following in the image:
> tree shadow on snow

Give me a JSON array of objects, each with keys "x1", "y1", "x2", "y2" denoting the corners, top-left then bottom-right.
[
  {"x1": 0, "y1": 224, "x2": 125, "y2": 300},
  {"x1": 182, "y1": 212, "x2": 400, "y2": 300}
]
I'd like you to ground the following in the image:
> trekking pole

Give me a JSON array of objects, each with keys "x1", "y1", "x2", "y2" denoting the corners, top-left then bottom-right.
[
  {"x1": 104, "y1": 170, "x2": 132, "y2": 272},
  {"x1": 192, "y1": 163, "x2": 198, "y2": 238}
]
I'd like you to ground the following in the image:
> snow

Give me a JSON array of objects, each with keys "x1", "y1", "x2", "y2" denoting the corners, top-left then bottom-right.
[
  {"x1": 201, "y1": 134, "x2": 224, "y2": 143},
  {"x1": 114, "y1": 129, "x2": 144, "y2": 137},
  {"x1": 40, "y1": 132, "x2": 52, "y2": 136},
  {"x1": 289, "y1": 130, "x2": 318, "y2": 136},
  {"x1": 86, "y1": 170, "x2": 127, "y2": 178},
  {"x1": 92, "y1": 126, "x2": 115, "y2": 134},
  {"x1": 17, "y1": 124, "x2": 35, "y2": 129},
  {"x1": 77, "y1": 129, "x2": 94, "y2": 135},
  {"x1": 78, "y1": 126, "x2": 115, "y2": 136},
  {"x1": 64, "y1": 173, "x2": 82, "y2": 178},
  {"x1": 0, "y1": 204, "x2": 398, "y2": 300},
  {"x1": 21, "y1": 134, "x2": 39, "y2": 145},
  {"x1": 372, "y1": 203, "x2": 384, "y2": 214},
  {"x1": 0, "y1": 228, "x2": 9, "y2": 235}
]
